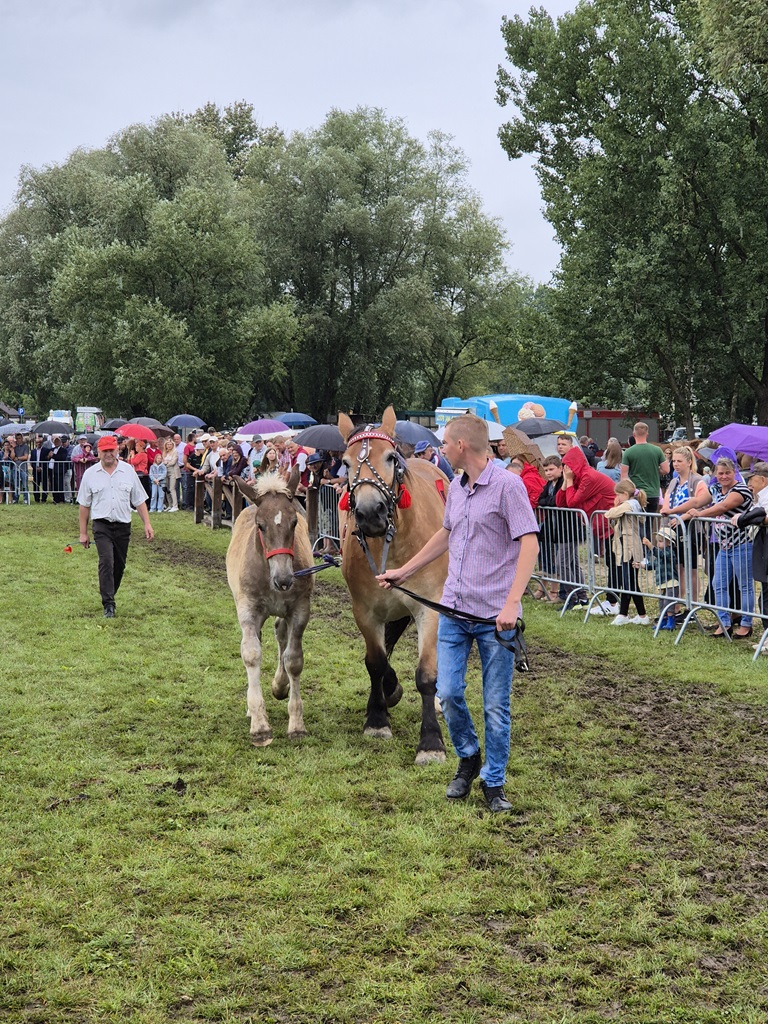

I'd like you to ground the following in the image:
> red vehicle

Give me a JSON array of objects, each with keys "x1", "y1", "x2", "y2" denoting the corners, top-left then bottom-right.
[{"x1": 579, "y1": 409, "x2": 661, "y2": 451}]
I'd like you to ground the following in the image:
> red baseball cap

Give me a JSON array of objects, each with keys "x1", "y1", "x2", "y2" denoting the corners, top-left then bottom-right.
[{"x1": 97, "y1": 435, "x2": 119, "y2": 451}]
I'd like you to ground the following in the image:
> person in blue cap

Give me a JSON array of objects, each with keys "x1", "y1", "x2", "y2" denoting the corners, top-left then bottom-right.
[{"x1": 414, "y1": 440, "x2": 454, "y2": 481}]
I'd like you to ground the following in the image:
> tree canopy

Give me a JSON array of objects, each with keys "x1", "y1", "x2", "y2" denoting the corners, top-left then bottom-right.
[
  {"x1": 497, "y1": 0, "x2": 768, "y2": 429},
  {"x1": 0, "y1": 103, "x2": 534, "y2": 423}
]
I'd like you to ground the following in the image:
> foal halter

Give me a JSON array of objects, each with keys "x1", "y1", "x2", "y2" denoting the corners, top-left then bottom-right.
[
  {"x1": 257, "y1": 525, "x2": 294, "y2": 561},
  {"x1": 343, "y1": 429, "x2": 406, "y2": 574}
]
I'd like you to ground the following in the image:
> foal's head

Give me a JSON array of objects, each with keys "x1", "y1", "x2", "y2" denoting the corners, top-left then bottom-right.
[{"x1": 236, "y1": 467, "x2": 301, "y2": 591}]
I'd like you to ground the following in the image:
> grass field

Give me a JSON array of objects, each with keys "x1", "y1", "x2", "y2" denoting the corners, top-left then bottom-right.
[{"x1": 1, "y1": 504, "x2": 768, "y2": 1023}]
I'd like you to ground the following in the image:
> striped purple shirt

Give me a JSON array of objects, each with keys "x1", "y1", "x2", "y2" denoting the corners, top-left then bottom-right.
[{"x1": 442, "y1": 459, "x2": 539, "y2": 619}]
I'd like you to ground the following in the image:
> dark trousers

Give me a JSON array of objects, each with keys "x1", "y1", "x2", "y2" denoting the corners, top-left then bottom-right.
[
  {"x1": 92, "y1": 519, "x2": 131, "y2": 608},
  {"x1": 618, "y1": 561, "x2": 647, "y2": 617},
  {"x1": 31, "y1": 464, "x2": 49, "y2": 502},
  {"x1": 183, "y1": 471, "x2": 195, "y2": 509}
]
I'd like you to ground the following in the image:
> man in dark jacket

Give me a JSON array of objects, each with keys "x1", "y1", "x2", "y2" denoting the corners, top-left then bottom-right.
[{"x1": 29, "y1": 435, "x2": 52, "y2": 502}]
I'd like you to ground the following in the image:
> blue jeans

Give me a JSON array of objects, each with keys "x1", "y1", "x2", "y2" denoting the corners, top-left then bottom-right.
[
  {"x1": 713, "y1": 542, "x2": 754, "y2": 630},
  {"x1": 150, "y1": 481, "x2": 165, "y2": 512},
  {"x1": 437, "y1": 616, "x2": 515, "y2": 787}
]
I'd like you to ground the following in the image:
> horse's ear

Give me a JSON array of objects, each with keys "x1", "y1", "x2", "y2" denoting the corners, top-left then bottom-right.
[
  {"x1": 337, "y1": 412, "x2": 354, "y2": 441},
  {"x1": 381, "y1": 405, "x2": 396, "y2": 438},
  {"x1": 233, "y1": 476, "x2": 260, "y2": 504},
  {"x1": 286, "y1": 464, "x2": 301, "y2": 498}
]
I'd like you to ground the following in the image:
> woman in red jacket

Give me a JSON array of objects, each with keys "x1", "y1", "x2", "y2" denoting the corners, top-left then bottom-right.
[
  {"x1": 556, "y1": 447, "x2": 619, "y2": 614},
  {"x1": 509, "y1": 453, "x2": 546, "y2": 509}
]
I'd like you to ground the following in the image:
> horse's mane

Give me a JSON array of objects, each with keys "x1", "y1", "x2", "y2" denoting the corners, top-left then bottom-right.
[{"x1": 254, "y1": 474, "x2": 292, "y2": 500}]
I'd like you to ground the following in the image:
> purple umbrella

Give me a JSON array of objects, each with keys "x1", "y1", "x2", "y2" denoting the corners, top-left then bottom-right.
[
  {"x1": 707, "y1": 423, "x2": 768, "y2": 462},
  {"x1": 238, "y1": 418, "x2": 291, "y2": 435}
]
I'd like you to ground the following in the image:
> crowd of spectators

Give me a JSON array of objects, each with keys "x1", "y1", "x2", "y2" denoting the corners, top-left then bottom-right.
[
  {"x1": 0, "y1": 426, "x2": 354, "y2": 510},
  {"x1": 489, "y1": 422, "x2": 768, "y2": 648}
]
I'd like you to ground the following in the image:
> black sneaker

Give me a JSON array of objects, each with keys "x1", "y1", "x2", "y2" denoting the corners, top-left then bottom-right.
[
  {"x1": 446, "y1": 752, "x2": 481, "y2": 800},
  {"x1": 103, "y1": 603, "x2": 116, "y2": 619},
  {"x1": 480, "y1": 781, "x2": 513, "y2": 813}
]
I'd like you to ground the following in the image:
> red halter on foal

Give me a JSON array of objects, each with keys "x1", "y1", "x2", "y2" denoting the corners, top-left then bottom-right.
[{"x1": 258, "y1": 527, "x2": 294, "y2": 561}]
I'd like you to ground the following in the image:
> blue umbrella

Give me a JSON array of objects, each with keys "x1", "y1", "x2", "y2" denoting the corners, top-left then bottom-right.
[
  {"x1": 277, "y1": 412, "x2": 318, "y2": 428},
  {"x1": 166, "y1": 413, "x2": 207, "y2": 429}
]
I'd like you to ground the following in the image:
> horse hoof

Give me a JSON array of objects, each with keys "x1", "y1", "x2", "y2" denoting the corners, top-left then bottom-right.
[
  {"x1": 385, "y1": 684, "x2": 403, "y2": 708},
  {"x1": 271, "y1": 680, "x2": 289, "y2": 700},
  {"x1": 415, "y1": 749, "x2": 446, "y2": 765},
  {"x1": 364, "y1": 726, "x2": 393, "y2": 740},
  {"x1": 250, "y1": 731, "x2": 273, "y2": 747},
  {"x1": 287, "y1": 729, "x2": 308, "y2": 741}
]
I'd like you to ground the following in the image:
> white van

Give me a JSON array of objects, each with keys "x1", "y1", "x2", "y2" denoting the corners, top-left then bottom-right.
[{"x1": 48, "y1": 409, "x2": 74, "y2": 429}]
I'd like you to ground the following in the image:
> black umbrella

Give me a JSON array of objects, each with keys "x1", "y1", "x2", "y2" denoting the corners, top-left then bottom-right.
[
  {"x1": 394, "y1": 420, "x2": 441, "y2": 447},
  {"x1": 510, "y1": 417, "x2": 569, "y2": 438},
  {"x1": 129, "y1": 416, "x2": 174, "y2": 438},
  {"x1": 0, "y1": 417, "x2": 11, "y2": 427},
  {"x1": 102, "y1": 417, "x2": 128, "y2": 431},
  {"x1": 31, "y1": 419, "x2": 73, "y2": 435},
  {"x1": 293, "y1": 424, "x2": 347, "y2": 451},
  {"x1": 166, "y1": 413, "x2": 207, "y2": 429}
]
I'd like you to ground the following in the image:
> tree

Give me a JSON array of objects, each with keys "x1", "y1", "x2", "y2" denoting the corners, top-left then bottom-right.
[
  {"x1": 697, "y1": 0, "x2": 768, "y2": 82},
  {"x1": 244, "y1": 107, "x2": 520, "y2": 419},
  {"x1": 0, "y1": 117, "x2": 272, "y2": 423},
  {"x1": 497, "y1": 0, "x2": 768, "y2": 427}
]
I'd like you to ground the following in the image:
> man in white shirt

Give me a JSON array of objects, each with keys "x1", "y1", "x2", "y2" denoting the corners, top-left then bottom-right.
[{"x1": 77, "y1": 435, "x2": 154, "y2": 618}]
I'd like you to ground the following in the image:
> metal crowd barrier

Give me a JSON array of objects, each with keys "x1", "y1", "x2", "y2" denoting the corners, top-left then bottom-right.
[
  {"x1": 530, "y1": 506, "x2": 591, "y2": 612},
  {"x1": 563, "y1": 508, "x2": 767, "y2": 655},
  {"x1": 686, "y1": 517, "x2": 764, "y2": 657},
  {"x1": 587, "y1": 509, "x2": 702, "y2": 637},
  {"x1": 313, "y1": 483, "x2": 341, "y2": 554},
  {"x1": 0, "y1": 458, "x2": 30, "y2": 504}
]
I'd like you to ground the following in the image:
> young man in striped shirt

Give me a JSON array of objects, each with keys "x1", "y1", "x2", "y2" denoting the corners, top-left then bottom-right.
[{"x1": 378, "y1": 414, "x2": 539, "y2": 812}]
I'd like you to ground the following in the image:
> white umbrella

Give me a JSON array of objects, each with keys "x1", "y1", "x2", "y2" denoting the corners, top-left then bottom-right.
[{"x1": 434, "y1": 420, "x2": 504, "y2": 442}]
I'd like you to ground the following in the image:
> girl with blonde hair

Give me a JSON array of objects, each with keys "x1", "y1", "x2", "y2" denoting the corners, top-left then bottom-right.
[
  {"x1": 162, "y1": 436, "x2": 180, "y2": 512},
  {"x1": 604, "y1": 478, "x2": 650, "y2": 625}
]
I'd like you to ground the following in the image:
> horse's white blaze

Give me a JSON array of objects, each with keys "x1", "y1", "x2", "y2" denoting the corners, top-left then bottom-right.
[{"x1": 274, "y1": 510, "x2": 282, "y2": 525}]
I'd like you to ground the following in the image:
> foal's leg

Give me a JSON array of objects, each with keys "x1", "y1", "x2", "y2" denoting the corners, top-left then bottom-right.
[
  {"x1": 413, "y1": 609, "x2": 446, "y2": 765},
  {"x1": 272, "y1": 617, "x2": 290, "y2": 699},
  {"x1": 238, "y1": 607, "x2": 272, "y2": 746},
  {"x1": 282, "y1": 599, "x2": 311, "y2": 740}
]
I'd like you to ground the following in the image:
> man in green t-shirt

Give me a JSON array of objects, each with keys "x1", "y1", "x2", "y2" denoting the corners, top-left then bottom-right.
[{"x1": 620, "y1": 422, "x2": 669, "y2": 513}]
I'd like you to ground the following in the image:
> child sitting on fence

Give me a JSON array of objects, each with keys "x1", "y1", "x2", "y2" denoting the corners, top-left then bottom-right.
[
  {"x1": 604, "y1": 478, "x2": 650, "y2": 625},
  {"x1": 639, "y1": 526, "x2": 679, "y2": 629}
]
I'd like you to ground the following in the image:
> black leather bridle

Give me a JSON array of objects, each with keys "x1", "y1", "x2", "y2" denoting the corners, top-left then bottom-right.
[{"x1": 344, "y1": 428, "x2": 406, "y2": 574}]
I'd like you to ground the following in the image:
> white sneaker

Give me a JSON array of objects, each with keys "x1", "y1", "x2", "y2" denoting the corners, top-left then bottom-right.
[
  {"x1": 611, "y1": 614, "x2": 631, "y2": 626},
  {"x1": 631, "y1": 615, "x2": 651, "y2": 626},
  {"x1": 589, "y1": 600, "x2": 616, "y2": 616}
]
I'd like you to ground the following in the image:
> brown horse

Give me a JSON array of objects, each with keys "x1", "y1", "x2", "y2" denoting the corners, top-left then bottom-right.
[
  {"x1": 227, "y1": 469, "x2": 314, "y2": 745},
  {"x1": 338, "y1": 406, "x2": 448, "y2": 764}
]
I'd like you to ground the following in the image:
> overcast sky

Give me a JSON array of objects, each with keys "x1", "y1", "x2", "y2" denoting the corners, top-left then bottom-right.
[{"x1": 1, "y1": 0, "x2": 574, "y2": 283}]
